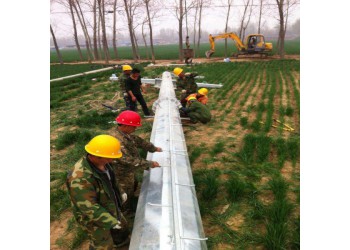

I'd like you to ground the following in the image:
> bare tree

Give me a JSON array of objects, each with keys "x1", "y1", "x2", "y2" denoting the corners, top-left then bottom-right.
[
  {"x1": 50, "y1": 24, "x2": 64, "y2": 65},
  {"x1": 97, "y1": 0, "x2": 110, "y2": 63},
  {"x1": 68, "y1": 0, "x2": 83, "y2": 60},
  {"x1": 112, "y1": 0, "x2": 119, "y2": 59},
  {"x1": 258, "y1": 0, "x2": 263, "y2": 33},
  {"x1": 123, "y1": 0, "x2": 139, "y2": 62},
  {"x1": 241, "y1": 0, "x2": 254, "y2": 41},
  {"x1": 238, "y1": 0, "x2": 250, "y2": 40},
  {"x1": 72, "y1": 0, "x2": 92, "y2": 62},
  {"x1": 192, "y1": 1, "x2": 198, "y2": 57},
  {"x1": 141, "y1": 20, "x2": 150, "y2": 60},
  {"x1": 144, "y1": 0, "x2": 156, "y2": 63},
  {"x1": 93, "y1": 0, "x2": 100, "y2": 60},
  {"x1": 196, "y1": 0, "x2": 204, "y2": 55},
  {"x1": 223, "y1": 0, "x2": 234, "y2": 57}
]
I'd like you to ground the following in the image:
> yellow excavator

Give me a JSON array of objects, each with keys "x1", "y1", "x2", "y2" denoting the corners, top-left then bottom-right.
[{"x1": 205, "y1": 33, "x2": 273, "y2": 58}]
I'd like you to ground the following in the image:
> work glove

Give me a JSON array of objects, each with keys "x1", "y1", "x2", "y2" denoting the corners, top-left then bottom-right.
[
  {"x1": 181, "y1": 89, "x2": 187, "y2": 93},
  {"x1": 179, "y1": 107, "x2": 187, "y2": 113},
  {"x1": 123, "y1": 92, "x2": 128, "y2": 97},
  {"x1": 122, "y1": 193, "x2": 127, "y2": 204},
  {"x1": 113, "y1": 221, "x2": 122, "y2": 230}
]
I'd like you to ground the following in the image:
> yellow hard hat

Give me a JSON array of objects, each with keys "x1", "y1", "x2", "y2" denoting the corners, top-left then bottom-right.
[
  {"x1": 198, "y1": 88, "x2": 208, "y2": 96},
  {"x1": 173, "y1": 67, "x2": 183, "y2": 76},
  {"x1": 122, "y1": 65, "x2": 132, "y2": 71},
  {"x1": 85, "y1": 135, "x2": 122, "y2": 159},
  {"x1": 187, "y1": 96, "x2": 197, "y2": 102}
]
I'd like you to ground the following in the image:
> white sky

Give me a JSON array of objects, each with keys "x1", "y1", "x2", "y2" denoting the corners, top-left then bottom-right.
[{"x1": 51, "y1": 0, "x2": 300, "y2": 38}]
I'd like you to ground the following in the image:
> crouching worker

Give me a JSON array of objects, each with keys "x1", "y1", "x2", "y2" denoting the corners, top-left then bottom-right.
[
  {"x1": 180, "y1": 96, "x2": 212, "y2": 124},
  {"x1": 67, "y1": 135, "x2": 130, "y2": 249},
  {"x1": 185, "y1": 87, "x2": 209, "y2": 105},
  {"x1": 112, "y1": 110, "x2": 162, "y2": 212}
]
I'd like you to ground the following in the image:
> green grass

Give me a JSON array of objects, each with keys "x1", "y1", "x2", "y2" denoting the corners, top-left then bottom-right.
[
  {"x1": 50, "y1": 40, "x2": 300, "y2": 63},
  {"x1": 50, "y1": 59, "x2": 300, "y2": 249}
]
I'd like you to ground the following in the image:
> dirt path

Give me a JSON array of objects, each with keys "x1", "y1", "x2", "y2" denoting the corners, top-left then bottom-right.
[{"x1": 50, "y1": 55, "x2": 300, "y2": 66}]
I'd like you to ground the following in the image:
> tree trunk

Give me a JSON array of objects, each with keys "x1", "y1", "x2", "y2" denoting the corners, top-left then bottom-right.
[
  {"x1": 112, "y1": 0, "x2": 118, "y2": 59},
  {"x1": 68, "y1": 0, "x2": 83, "y2": 61},
  {"x1": 72, "y1": 0, "x2": 92, "y2": 63},
  {"x1": 50, "y1": 25, "x2": 64, "y2": 65},
  {"x1": 98, "y1": 9, "x2": 103, "y2": 59},
  {"x1": 98, "y1": 0, "x2": 110, "y2": 63},
  {"x1": 242, "y1": 0, "x2": 253, "y2": 42},
  {"x1": 178, "y1": 0, "x2": 184, "y2": 62},
  {"x1": 93, "y1": 0, "x2": 100, "y2": 60},
  {"x1": 196, "y1": 0, "x2": 203, "y2": 56},
  {"x1": 258, "y1": 0, "x2": 263, "y2": 34},
  {"x1": 123, "y1": 0, "x2": 138, "y2": 62},
  {"x1": 193, "y1": 2, "x2": 198, "y2": 57},
  {"x1": 276, "y1": 0, "x2": 285, "y2": 58},
  {"x1": 239, "y1": 0, "x2": 250, "y2": 40},
  {"x1": 145, "y1": 0, "x2": 155, "y2": 63},
  {"x1": 142, "y1": 22, "x2": 149, "y2": 60},
  {"x1": 224, "y1": 0, "x2": 232, "y2": 58}
]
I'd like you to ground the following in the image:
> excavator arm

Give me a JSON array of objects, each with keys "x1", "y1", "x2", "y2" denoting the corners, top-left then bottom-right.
[{"x1": 205, "y1": 33, "x2": 245, "y2": 58}]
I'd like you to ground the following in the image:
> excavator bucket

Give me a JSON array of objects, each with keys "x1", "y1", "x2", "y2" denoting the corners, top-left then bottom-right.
[{"x1": 205, "y1": 50, "x2": 214, "y2": 58}]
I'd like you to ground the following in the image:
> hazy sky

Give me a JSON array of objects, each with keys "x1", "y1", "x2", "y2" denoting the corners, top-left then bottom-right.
[{"x1": 50, "y1": 0, "x2": 300, "y2": 39}]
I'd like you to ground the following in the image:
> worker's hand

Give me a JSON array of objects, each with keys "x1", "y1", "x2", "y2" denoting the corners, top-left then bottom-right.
[
  {"x1": 155, "y1": 147, "x2": 162, "y2": 152},
  {"x1": 123, "y1": 92, "x2": 128, "y2": 97},
  {"x1": 131, "y1": 96, "x2": 136, "y2": 102},
  {"x1": 180, "y1": 107, "x2": 187, "y2": 113},
  {"x1": 121, "y1": 193, "x2": 127, "y2": 204},
  {"x1": 113, "y1": 221, "x2": 122, "y2": 230},
  {"x1": 151, "y1": 161, "x2": 160, "y2": 168},
  {"x1": 181, "y1": 89, "x2": 187, "y2": 93}
]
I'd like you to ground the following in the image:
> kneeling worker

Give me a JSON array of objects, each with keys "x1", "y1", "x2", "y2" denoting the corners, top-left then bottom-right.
[
  {"x1": 185, "y1": 87, "x2": 209, "y2": 105},
  {"x1": 112, "y1": 110, "x2": 162, "y2": 212},
  {"x1": 67, "y1": 134, "x2": 130, "y2": 249},
  {"x1": 180, "y1": 96, "x2": 212, "y2": 124}
]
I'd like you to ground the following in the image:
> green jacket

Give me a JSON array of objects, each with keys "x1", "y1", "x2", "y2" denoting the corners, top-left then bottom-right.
[
  {"x1": 176, "y1": 72, "x2": 198, "y2": 94},
  {"x1": 113, "y1": 130, "x2": 157, "y2": 170},
  {"x1": 67, "y1": 157, "x2": 123, "y2": 230},
  {"x1": 185, "y1": 101, "x2": 212, "y2": 123},
  {"x1": 118, "y1": 73, "x2": 129, "y2": 92}
]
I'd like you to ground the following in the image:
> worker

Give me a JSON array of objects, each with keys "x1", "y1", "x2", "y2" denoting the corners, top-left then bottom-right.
[
  {"x1": 125, "y1": 68, "x2": 151, "y2": 116},
  {"x1": 185, "y1": 88, "x2": 209, "y2": 105},
  {"x1": 180, "y1": 96, "x2": 211, "y2": 124},
  {"x1": 118, "y1": 65, "x2": 133, "y2": 110},
  {"x1": 67, "y1": 135, "x2": 130, "y2": 249},
  {"x1": 112, "y1": 110, "x2": 162, "y2": 212},
  {"x1": 173, "y1": 67, "x2": 198, "y2": 107},
  {"x1": 249, "y1": 37, "x2": 256, "y2": 48}
]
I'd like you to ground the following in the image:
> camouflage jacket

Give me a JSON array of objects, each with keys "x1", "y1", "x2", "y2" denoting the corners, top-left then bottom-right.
[
  {"x1": 67, "y1": 157, "x2": 123, "y2": 230},
  {"x1": 185, "y1": 101, "x2": 212, "y2": 123},
  {"x1": 176, "y1": 72, "x2": 198, "y2": 94},
  {"x1": 112, "y1": 129, "x2": 157, "y2": 170},
  {"x1": 118, "y1": 73, "x2": 129, "y2": 92}
]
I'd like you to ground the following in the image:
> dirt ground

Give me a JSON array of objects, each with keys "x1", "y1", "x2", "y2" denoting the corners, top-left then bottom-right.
[{"x1": 50, "y1": 55, "x2": 299, "y2": 66}]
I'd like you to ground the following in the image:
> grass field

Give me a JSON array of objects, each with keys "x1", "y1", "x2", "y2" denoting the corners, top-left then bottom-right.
[
  {"x1": 50, "y1": 59, "x2": 300, "y2": 249},
  {"x1": 50, "y1": 40, "x2": 300, "y2": 63}
]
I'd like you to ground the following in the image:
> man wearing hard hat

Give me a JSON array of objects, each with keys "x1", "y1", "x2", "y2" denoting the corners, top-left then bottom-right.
[
  {"x1": 67, "y1": 135, "x2": 130, "y2": 249},
  {"x1": 173, "y1": 67, "x2": 199, "y2": 107},
  {"x1": 118, "y1": 65, "x2": 133, "y2": 110}
]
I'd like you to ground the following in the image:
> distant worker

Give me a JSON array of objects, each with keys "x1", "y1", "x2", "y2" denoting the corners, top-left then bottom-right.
[
  {"x1": 173, "y1": 67, "x2": 198, "y2": 107},
  {"x1": 125, "y1": 68, "x2": 152, "y2": 116},
  {"x1": 118, "y1": 65, "x2": 133, "y2": 110},
  {"x1": 249, "y1": 37, "x2": 256, "y2": 48},
  {"x1": 67, "y1": 135, "x2": 130, "y2": 249},
  {"x1": 180, "y1": 96, "x2": 212, "y2": 124},
  {"x1": 112, "y1": 111, "x2": 162, "y2": 212},
  {"x1": 185, "y1": 88, "x2": 209, "y2": 105}
]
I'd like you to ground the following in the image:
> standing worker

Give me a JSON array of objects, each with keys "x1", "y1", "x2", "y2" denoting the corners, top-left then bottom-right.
[
  {"x1": 185, "y1": 88, "x2": 209, "y2": 105},
  {"x1": 125, "y1": 68, "x2": 151, "y2": 116},
  {"x1": 67, "y1": 135, "x2": 130, "y2": 249},
  {"x1": 118, "y1": 65, "x2": 133, "y2": 110},
  {"x1": 180, "y1": 96, "x2": 212, "y2": 124},
  {"x1": 173, "y1": 67, "x2": 198, "y2": 107},
  {"x1": 112, "y1": 110, "x2": 162, "y2": 212}
]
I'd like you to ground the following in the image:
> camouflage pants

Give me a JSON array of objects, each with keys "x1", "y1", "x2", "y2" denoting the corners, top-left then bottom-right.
[
  {"x1": 84, "y1": 223, "x2": 129, "y2": 249},
  {"x1": 123, "y1": 92, "x2": 131, "y2": 110}
]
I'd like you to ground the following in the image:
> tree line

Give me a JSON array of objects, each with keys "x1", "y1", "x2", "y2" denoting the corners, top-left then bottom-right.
[{"x1": 50, "y1": 0, "x2": 299, "y2": 64}]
